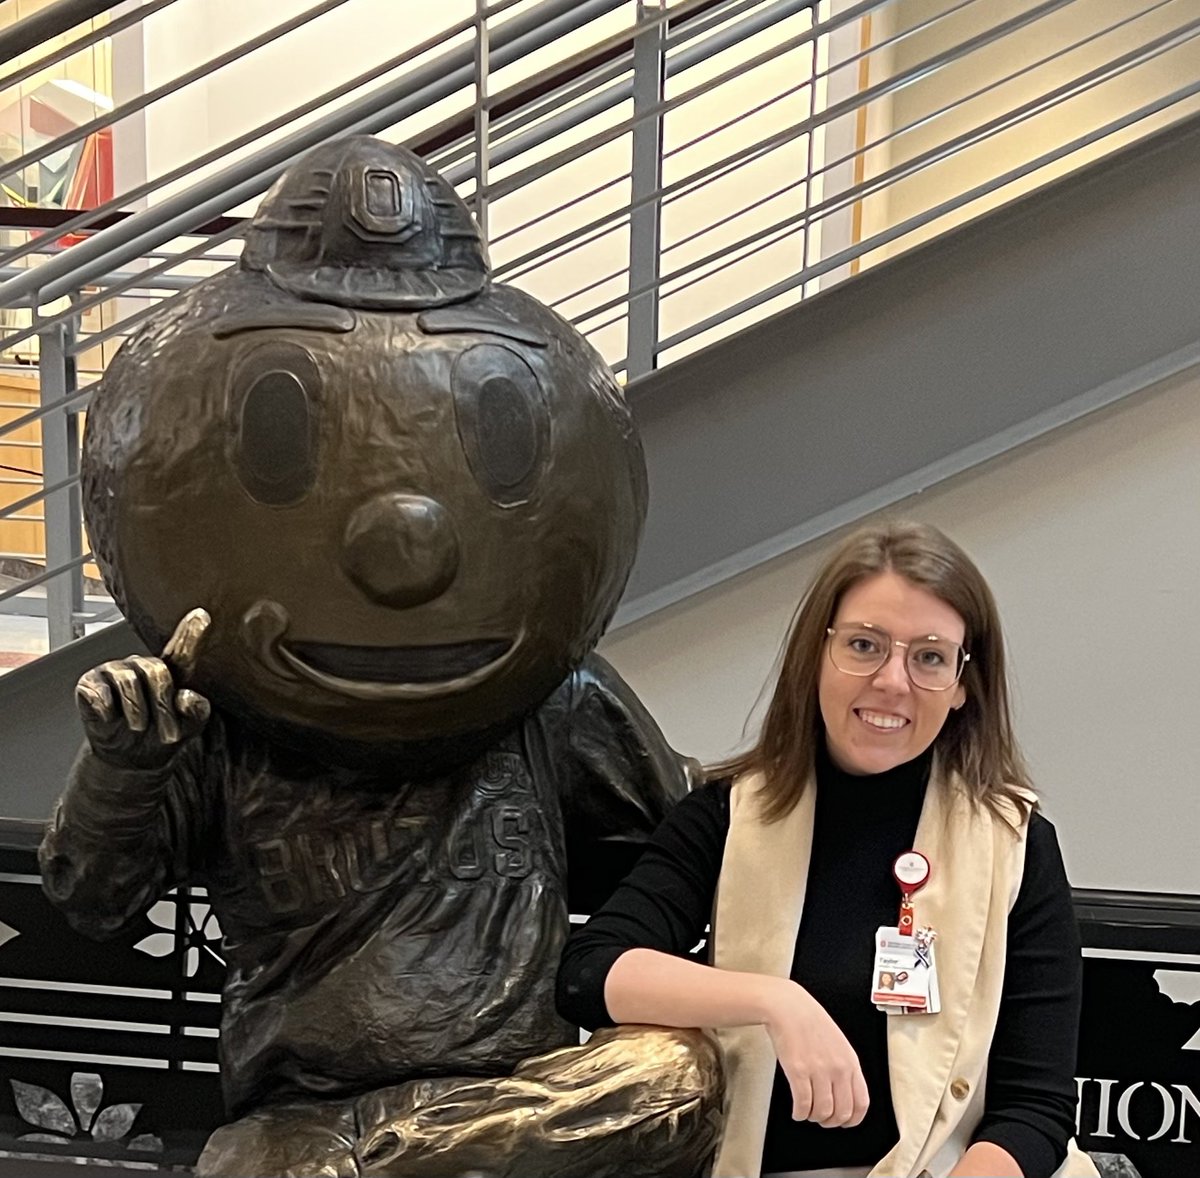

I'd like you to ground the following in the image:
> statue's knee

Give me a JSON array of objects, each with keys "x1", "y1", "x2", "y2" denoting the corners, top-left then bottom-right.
[
  {"x1": 503, "y1": 1024, "x2": 722, "y2": 1115},
  {"x1": 577, "y1": 1024, "x2": 724, "y2": 1105},
  {"x1": 196, "y1": 1102, "x2": 357, "y2": 1178}
]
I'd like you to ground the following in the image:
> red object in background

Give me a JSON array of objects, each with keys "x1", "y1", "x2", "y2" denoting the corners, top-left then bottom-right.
[{"x1": 57, "y1": 127, "x2": 113, "y2": 248}]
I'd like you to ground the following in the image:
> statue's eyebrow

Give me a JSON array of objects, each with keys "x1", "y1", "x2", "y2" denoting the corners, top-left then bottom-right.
[
  {"x1": 417, "y1": 308, "x2": 547, "y2": 348},
  {"x1": 211, "y1": 305, "x2": 357, "y2": 338}
]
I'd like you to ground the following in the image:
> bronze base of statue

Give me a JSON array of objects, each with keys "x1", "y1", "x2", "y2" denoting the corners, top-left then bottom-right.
[{"x1": 196, "y1": 1026, "x2": 722, "y2": 1178}]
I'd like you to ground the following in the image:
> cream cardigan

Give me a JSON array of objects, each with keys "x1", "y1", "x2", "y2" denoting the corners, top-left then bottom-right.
[{"x1": 710, "y1": 767, "x2": 1098, "y2": 1178}]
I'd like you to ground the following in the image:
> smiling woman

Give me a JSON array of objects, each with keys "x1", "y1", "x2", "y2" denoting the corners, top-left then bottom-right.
[
  {"x1": 558, "y1": 521, "x2": 1100, "y2": 1178},
  {"x1": 818, "y1": 573, "x2": 967, "y2": 778}
]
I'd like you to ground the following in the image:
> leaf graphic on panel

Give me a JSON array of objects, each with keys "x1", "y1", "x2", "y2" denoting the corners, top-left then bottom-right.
[
  {"x1": 10, "y1": 1080, "x2": 76, "y2": 1136},
  {"x1": 70, "y1": 1072, "x2": 102, "y2": 1133},
  {"x1": 10, "y1": 1072, "x2": 160, "y2": 1152},
  {"x1": 1153, "y1": 968, "x2": 1200, "y2": 1050},
  {"x1": 92, "y1": 1103, "x2": 142, "y2": 1143}
]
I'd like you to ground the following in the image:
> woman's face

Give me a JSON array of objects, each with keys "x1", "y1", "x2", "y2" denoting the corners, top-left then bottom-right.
[{"x1": 818, "y1": 570, "x2": 967, "y2": 776}]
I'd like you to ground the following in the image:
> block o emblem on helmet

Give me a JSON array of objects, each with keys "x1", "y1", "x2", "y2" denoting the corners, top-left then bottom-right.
[{"x1": 350, "y1": 167, "x2": 418, "y2": 241}]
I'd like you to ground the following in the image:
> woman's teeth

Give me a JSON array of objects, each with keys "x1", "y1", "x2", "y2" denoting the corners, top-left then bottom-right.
[{"x1": 857, "y1": 709, "x2": 907, "y2": 730}]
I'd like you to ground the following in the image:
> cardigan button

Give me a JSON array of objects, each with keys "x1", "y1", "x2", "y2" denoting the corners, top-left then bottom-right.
[{"x1": 949, "y1": 1078, "x2": 971, "y2": 1101}]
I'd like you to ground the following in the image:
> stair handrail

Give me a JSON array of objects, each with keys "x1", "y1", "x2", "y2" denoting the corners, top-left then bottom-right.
[
  {"x1": 0, "y1": 0, "x2": 360, "y2": 188},
  {"x1": 0, "y1": 0, "x2": 176, "y2": 97},
  {"x1": 0, "y1": 0, "x2": 134, "y2": 64},
  {"x1": 0, "y1": 0, "x2": 646, "y2": 309}
]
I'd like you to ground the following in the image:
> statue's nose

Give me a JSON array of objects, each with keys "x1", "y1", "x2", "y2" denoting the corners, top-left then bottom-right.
[{"x1": 341, "y1": 493, "x2": 459, "y2": 608}]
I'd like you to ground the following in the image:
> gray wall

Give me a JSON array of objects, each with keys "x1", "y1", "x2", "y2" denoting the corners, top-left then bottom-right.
[
  {"x1": 619, "y1": 110, "x2": 1200, "y2": 627},
  {"x1": 0, "y1": 624, "x2": 146, "y2": 822},
  {"x1": 603, "y1": 342, "x2": 1200, "y2": 895}
]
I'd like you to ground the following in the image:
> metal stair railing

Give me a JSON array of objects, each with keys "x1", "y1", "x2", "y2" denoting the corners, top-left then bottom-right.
[{"x1": 2, "y1": 0, "x2": 1200, "y2": 660}]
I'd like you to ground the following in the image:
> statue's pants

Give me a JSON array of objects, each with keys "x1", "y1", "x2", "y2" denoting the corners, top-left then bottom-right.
[{"x1": 196, "y1": 1025, "x2": 722, "y2": 1178}]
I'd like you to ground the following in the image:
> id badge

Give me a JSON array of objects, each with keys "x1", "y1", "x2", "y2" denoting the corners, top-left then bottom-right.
[{"x1": 871, "y1": 925, "x2": 940, "y2": 1014}]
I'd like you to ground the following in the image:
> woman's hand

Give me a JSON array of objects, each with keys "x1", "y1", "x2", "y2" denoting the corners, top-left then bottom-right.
[
  {"x1": 602, "y1": 950, "x2": 869, "y2": 1128},
  {"x1": 760, "y1": 977, "x2": 870, "y2": 1128}
]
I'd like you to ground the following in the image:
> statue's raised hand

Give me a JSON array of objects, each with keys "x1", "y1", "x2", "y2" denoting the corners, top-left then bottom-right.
[{"x1": 75, "y1": 609, "x2": 212, "y2": 769}]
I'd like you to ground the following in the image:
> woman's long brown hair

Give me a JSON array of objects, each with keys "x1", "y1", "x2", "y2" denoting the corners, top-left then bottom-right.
[{"x1": 710, "y1": 521, "x2": 1033, "y2": 825}]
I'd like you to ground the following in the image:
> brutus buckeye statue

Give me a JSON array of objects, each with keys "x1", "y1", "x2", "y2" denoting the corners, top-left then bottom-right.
[{"x1": 38, "y1": 137, "x2": 721, "y2": 1177}]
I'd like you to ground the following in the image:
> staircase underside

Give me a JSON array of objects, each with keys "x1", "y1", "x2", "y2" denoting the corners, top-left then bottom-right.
[{"x1": 619, "y1": 107, "x2": 1200, "y2": 625}]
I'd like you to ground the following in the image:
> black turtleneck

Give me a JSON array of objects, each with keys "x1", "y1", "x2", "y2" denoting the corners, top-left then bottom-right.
[{"x1": 556, "y1": 749, "x2": 1082, "y2": 1178}]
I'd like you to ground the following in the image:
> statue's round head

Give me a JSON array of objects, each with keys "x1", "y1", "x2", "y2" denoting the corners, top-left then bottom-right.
[{"x1": 84, "y1": 136, "x2": 646, "y2": 760}]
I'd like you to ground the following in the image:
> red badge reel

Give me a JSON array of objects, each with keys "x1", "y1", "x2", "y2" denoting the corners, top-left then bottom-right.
[{"x1": 893, "y1": 850, "x2": 931, "y2": 936}]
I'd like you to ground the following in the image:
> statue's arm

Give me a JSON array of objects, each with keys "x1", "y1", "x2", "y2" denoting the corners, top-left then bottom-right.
[
  {"x1": 39, "y1": 612, "x2": 214, "y2": 939},
  {"x1": 556, "y1": 653, "x2": 699, "y2": 913},
  {"x1": 40, "y1": 740, "x2": 207, "y2": 939}
]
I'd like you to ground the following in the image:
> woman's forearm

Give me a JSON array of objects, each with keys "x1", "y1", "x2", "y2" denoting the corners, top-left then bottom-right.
[
  {"x1": 948, "y1": 1142, "x2": 1022, "y2": 1177},
  {"x1": 604, "y1": 946, "x2": 784, "y2": 1028},
  {"x1": 604, "y1": 947, "x2": 871, "y2": 1129}
]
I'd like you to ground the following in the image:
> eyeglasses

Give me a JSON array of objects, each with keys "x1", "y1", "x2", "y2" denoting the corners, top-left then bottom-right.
[{"x1": 825, "y1": 622, "x2": 969, "y2": 692}]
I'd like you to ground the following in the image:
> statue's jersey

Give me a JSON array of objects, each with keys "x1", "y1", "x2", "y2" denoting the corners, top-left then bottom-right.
[
  {"x1": 214, "y1": 727, "x2": 573, "y2": 1114},
  {"x1": 41, "y1": 657, "x2": 689, "y2": 1116}
]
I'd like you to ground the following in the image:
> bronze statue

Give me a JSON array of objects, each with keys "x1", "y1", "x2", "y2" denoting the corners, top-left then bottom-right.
[{"x1": 38, "y1": 137, "x2": 721, "y2": 1177}]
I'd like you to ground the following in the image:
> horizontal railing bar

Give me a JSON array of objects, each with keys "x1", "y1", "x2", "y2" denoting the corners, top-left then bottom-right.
[
  {"x1": 439, "y1": 0, "x2": 816, "y2": 191},
  {"x1": 372, "y1": 0, "x2": 725, "y2": 179},
  {"x1": 430, "y1": 37, "x2": 636, "y2": 175},
  {"x1": 550, "y1": 260, "x2": 630, "y2": 313},
  {"x1": 434, "y1": 0, "x2": 732, "y2": 173},
  {"x1": 661, "y1": 0, "x2": 982, "y2": 170},
  {"x1": 493, "y1": 0, "x2": 967, "y2": 253},
  {"x1": 477, "y1": 0, "x2": 873, "y2": 200},
  {"x1": 494, "y1": 0, "x2": 1079, "y2": 278},
  {"x1": 563, "y1": 0, "x2": 1183, "y2": 323},
  {"x1": 670, "y1": 9, "x2": 1200, "y2": 294},
  {"x1": 507, "y1": 210, "x2": 631, "y2": 290},
  {"x1": 653, "y1": 74, "x2": 1200, "y2": 360},
  {"x1": 503, "y1": 0, "x2": 1043, "y2": 206},
  {"x1": 482, "y1": 0, "x2": 540, "y2": 20},
  {"x1": 0, "y1": 0, "x2": 177, "y2": 96},
  {"x1": 0, "y1": 13, "x2": 489, "y2": 272},
  {"x1": 494, "y1": 171, "x2": 633, "y2": 252},
  {"x1": 0, "y1": 0, "x2": 359, "y2": 186},
  {"x1": 3, "y1": 239, "x2": 243, "y2": 266},
  {"x1": 0, "y1": 208, "x2": 242, "y2": 239},
  {"x1": 661, "y1": 0, "x2": 1177, "y2": 287},
  {"x1": 0, "y1": 0, "x2": 791, "y2": 295},
  {"x1": 447, "y1": 0, "x2": 745, "y2": 185},
  {"x1": 69, "y1": 298, "x2": 171, "y2": 357},
  {"x1": 0, "y1": 0, "x2": 130, "y2": 64},
  {"x1": 0, "y1": 0, "x2": 629, "y2": 307},
  {"x1": 64, "y1": 223, "x2": 246, "y2": 314},
  {"x1": 638, "y1": 0, "x2": 1182, "y2": 288},
  {"x1": 665, "y1": 0, "x2": 771, "y2": 51},
  {"x1": 821, "y1": 0, "x2": 1176, "y2": 184},
  {"x1": 0, "y1": 391, "x2": 92, "y2": 444},
  {"x1": 582, "y1": 0, "x2": 1143, "y2": 314},
  {"x1": 0, "y1": 266, "x2": 204, "y2": 293},
  {"x1": 3, "y1": 224, "x2": 244, "y2": 352},
  {"x1": 0, "y1": 552, "x2": 93, "y2": 606}
]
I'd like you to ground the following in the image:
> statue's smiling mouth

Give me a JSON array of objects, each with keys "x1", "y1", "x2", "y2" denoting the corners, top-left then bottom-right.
[{"x1": 244, "y1": 600, "x2": 520, "y2": 700}]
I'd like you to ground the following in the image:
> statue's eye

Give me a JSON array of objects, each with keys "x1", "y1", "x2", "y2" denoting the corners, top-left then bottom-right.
[
  {"x1": 452, "y1": 344, "x2": 549, "y2": 506},
  {"x1": 230, "y1": 345, "x2": 320, "y2": 506}
]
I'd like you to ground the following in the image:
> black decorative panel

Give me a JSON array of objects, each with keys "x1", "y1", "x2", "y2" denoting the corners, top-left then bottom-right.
[
  {"x1": 1077, "y1": 893, "x2": 1200, "y2": 1178},
  {"x1": 0, "y1": 847, "x2": 224, "y2": 1170}
]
